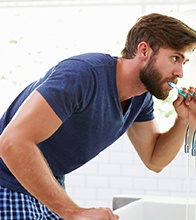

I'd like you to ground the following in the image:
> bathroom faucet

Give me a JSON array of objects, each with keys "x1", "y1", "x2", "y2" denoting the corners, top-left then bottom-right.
[
  {"x1": 191, "y1": 130, "x2": 196, "y2": 156},
  {"x1": 185, "y1": 125, "x2": 196, "y2": 156},
  {"x1": 184, "y1": 126, "x2": 190, "y2": 153}
]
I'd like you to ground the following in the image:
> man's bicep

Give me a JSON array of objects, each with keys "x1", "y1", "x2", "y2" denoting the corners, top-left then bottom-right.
[
  {"x1": 127, "y1": 120, "x2": 160, "y2": 165},
  {"x1": 2, "y1": 90, "x2": 63, "y2": 144}
]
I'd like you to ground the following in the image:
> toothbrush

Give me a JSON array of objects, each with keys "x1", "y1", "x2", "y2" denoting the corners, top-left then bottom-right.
[{"x1": 168, "y1": 82, "x2": 194, "y2": 98}]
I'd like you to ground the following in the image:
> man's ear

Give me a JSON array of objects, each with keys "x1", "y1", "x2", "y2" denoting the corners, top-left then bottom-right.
[{"x1": 137, "y1": 41, "x2": 152, "y2": 61}]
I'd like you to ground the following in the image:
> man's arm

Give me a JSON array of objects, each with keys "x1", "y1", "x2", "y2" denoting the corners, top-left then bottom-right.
[
  {"x1": 127, "y1": 94, "x2": 189, "y2": 172},
  {"x1": 0, "y1": 91, "x2": 119, "y2": 220},
  {"x1": 127, "y1": 117, "x2": 188, "y2": 172}
]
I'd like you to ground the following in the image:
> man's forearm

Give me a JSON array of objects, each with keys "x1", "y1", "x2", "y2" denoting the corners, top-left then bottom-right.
[
  {"x1": 152, "y1": 116, "x2": 188, "y2": 170},
  {"x1": 0, "y1": 138, "x2": 80, "y2": 219}
]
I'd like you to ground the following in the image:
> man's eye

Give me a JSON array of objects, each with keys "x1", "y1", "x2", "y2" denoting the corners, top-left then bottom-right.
[{"x1": 172, "y1": 56, "x2": 179, "y2": 62}]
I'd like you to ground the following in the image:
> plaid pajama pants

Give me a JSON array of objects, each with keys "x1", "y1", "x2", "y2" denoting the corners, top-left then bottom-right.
[{"x1": 0, "y1": 185, "x2": 63, "y2": 219}]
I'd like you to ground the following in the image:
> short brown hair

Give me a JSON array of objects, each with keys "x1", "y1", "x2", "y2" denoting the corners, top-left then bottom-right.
[{"x1": 121, "y1": 13, "x2": 196, "y2": 58}]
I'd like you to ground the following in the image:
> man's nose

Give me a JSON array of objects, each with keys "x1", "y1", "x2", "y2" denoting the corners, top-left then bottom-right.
[{"x1": 173, "y1": 66, "x2": 184, "y2": 78}]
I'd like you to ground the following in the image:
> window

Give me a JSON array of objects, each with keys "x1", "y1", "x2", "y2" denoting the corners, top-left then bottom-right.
[{"x1": 0, "y1": 0, "x2": 196, "y2": 129}]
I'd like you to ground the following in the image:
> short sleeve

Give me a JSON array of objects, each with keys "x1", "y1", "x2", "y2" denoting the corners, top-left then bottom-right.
[
  {"x1": 36, "y1": 59, "x2": 94, "y2": 122},
  {"x1": 134, "y1": 93, "x2": 155, "y2": 122}
]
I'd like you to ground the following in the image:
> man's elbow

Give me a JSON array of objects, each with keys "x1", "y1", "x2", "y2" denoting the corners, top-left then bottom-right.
[
  {"x1": 0, "y1": 134, "x2": 18, "y2": 159},
  {"x1": 146, "y1": 163, "x2": 164, "y2": 173}
]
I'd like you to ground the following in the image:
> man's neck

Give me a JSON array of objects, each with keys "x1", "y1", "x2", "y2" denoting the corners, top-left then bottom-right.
[{"x1": 116, "y1": 57, "x2": 147, "y2": 102}]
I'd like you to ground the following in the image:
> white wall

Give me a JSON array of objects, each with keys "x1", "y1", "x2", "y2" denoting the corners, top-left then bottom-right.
[{"x1": 66, "y1": 133, "x2": 196, "y2": 208}]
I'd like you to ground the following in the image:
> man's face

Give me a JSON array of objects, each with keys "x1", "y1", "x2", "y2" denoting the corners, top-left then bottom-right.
[
  {"x1": 139, "y1": 54, "x2": 171, "y2": 100},
  {"x1": 139, "y1": 47, "x2": 189, "y2": 100}
]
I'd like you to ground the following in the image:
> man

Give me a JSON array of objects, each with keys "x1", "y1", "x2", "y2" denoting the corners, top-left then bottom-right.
[{"x1": 0, "y1": 13, "x2": 196, "y2": 219}]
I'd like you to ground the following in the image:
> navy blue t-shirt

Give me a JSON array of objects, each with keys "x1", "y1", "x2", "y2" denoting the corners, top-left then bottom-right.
[{"x1": 0, "y1": 53, "x2": 154, "y2": 195}]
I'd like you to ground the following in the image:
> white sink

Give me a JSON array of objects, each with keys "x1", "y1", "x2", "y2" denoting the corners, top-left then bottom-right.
[{"x1": 114, "y1": 196, "x2": 196, "y2": 220}]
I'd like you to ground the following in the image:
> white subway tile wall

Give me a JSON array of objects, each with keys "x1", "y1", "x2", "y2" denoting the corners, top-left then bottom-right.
[{"x1": 66, "y1": 134, "x2": 194, "y2": 208}]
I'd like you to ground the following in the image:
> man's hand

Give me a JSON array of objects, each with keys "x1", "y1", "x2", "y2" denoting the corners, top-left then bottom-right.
[
  {"x1": 173, "y1": 86, "x2": 196, "y2": 127},
  {"x1": 68, "y1": 207, "x2": 119, "y2": 220},
  {"x1": 172, "y1": 88, "x2": 190, "y2": 121},
  {"x1": 187, "y1": 87, "x2": 196, "y2": 127}
]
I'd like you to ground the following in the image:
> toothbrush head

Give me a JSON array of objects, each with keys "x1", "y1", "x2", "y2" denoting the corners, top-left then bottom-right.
[
  {"x1": 168, "y1": 81, "x2": 194, "y2": 98},
  {"x1": 168, "y1": 82, "x2": 176, "y2": 88},
  {"x1": 168, "y1": 82, "x2": 187, "y2": 98}
]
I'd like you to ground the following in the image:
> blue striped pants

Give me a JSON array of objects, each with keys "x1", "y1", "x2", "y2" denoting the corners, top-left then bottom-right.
[{"x1": 0, "y1": 185, "x2": 63, "y2": 219}]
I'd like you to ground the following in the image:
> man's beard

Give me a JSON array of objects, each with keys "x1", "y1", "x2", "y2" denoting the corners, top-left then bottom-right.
[{"x1": 139, "y1": 55, "x2": 170, "y2": 100}]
